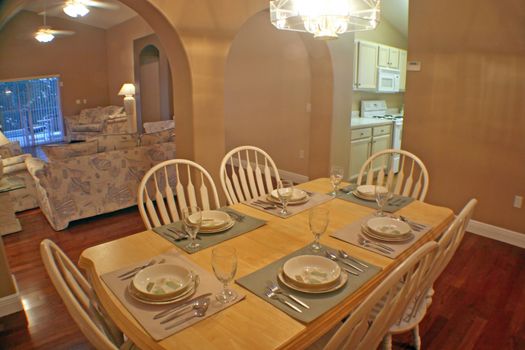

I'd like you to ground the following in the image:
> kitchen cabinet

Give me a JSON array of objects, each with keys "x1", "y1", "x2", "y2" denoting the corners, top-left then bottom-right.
[
  {"x1": 354, "y1": 41, "x2": 378, "y2": 90},
  {"x1": 349, "y1": 124, "x2": 392, "y2": 179},
  {"x1": 399, "y1": 49, "x2": 407, "y2": 91},
  {"x1": 378, "y1": 45, "x2": 400, "y2": 69}
]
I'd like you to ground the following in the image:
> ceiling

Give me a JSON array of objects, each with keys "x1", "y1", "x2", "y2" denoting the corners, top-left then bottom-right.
[
  {"x1": 381, "y1": 0, "x2": 409, "y2": 37},
  {"x1": 24, "y1": 0, "x2": 137, "y2": 29}
]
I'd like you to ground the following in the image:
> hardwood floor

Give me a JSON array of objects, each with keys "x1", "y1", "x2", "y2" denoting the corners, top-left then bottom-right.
[{"x1": 0, "y1": 208, "x2": 524, "y2": 349}]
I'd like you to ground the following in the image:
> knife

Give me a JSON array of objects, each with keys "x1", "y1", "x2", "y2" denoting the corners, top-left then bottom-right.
[{"x1": 153, "y1": 293, "x2": 212, "y2": 319}]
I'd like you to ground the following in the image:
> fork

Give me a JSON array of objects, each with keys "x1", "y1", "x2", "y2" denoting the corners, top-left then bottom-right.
[
  {"x1": 225, "y1": 210, "x2": 245, "y2": 222},
  {"x1": 264, "y1": 290, "x2": 302, "y2": 313},
  {"x1": 357, "y1": 235, "x2": 393, "y2": 255},
  {"x1": 266, "y1": 281, "x2": 309, "y2": 309}
]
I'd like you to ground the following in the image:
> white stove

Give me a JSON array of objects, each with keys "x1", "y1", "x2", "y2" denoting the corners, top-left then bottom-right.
[{"x1": 360, "y1": 100, "x2": 404, "y2": 172}]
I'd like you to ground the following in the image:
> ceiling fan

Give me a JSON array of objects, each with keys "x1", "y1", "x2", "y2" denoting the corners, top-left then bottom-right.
[
  {"x1": 40, "y1": 0, "x2": 119, "y2": 18},
  {"x1": 34, "y1": 8, "x2": 75, "y2": 43}
]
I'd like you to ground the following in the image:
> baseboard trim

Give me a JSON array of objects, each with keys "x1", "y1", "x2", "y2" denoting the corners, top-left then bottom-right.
[
  {"x1": 0, "y1": 275, "x2": 23, "y2": 318},
  {"x1": 468, "y1": 220, "x2": 525, "y2": 249}
]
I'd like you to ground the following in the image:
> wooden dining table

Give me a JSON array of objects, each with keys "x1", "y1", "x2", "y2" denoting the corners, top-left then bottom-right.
[{"x1": 78, "y1": 178, "x2": 454, "y2": 350}]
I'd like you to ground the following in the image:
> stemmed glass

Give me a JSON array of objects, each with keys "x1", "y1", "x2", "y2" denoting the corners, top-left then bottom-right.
[
  {"x1": 211, "y1": 246, "x2": 238, "y2": 304},
  {"x1": 330, "y1": 165, "x2": 344, "y2": 197},
  {"x1": 277, "y1": 179, "x2": 294, "y2": 216},
  {"x1": 182, "y1": 206, "x2": 202, "y2": 251},
  {"x1": 309, "y1": 207, "x2": 329, "y2": 252},
  {"x1": 375, "y1": 183, "x2": 393, "y2": 216}
]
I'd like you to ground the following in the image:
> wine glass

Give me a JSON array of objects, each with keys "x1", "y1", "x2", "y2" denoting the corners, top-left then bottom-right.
[
  {"x1": 277, "y1": 179, "x2": 294, "y2": 215},
  {"x1": 182, "y1": 206, "x2": 202, "y2": 251},
  {"x1": 211, "y1": 246, "x2": 238, "y2": 304},
  {"x1": 375, "y1": 183, "x2": 393, "y2": 216},
  {"x1": 330, "y1": 165, "x2": 344, "y2": 197},
  {"x1": 309, "y1": 207, "x2": 329, "y2": 252}
]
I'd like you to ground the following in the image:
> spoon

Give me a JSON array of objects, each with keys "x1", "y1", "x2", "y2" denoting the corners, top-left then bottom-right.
[
  {"x1": 264, "y1": 290, "x2": 302, "y2": 313},
  {"x1": 324, "y1": 252, "x2": 359, "y2": 276},
  {"x1": 325, "y1": 251, "x2": 364, "y2": 272},
  {"x1": 160, "y1": 297, "x2": 210, "y2": 324},
  {"x1": 164, "y1": 298, "x2": 210, "y2": 330},
  {"x1": 338, "y1": 249, "x2": 369, "y2": 268}
]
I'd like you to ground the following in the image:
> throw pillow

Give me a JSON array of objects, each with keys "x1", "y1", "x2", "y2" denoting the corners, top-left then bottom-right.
[
  {"x1": 102, "y1": 105, "x2": 124, "y2": 118},
  {"x1": 87, "y1": 134, "x2": 138, "y2": 152},
  {"x1": 140, "y1": 128, "x2": 175, "y2": 146},
  {"x1": 42, "y1": 140, "x2": 98, "y2": 161}
]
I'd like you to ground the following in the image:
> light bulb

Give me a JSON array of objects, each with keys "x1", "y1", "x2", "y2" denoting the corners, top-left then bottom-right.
[
  {"x1": 35, "y1": 31, "x2": 54, "y2": 43},
  {"x1": 63, "y1": 1, "x2": 90, "y2": 18}
]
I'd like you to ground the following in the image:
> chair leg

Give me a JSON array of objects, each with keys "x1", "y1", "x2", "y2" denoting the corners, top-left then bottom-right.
[
  {"x1": 382, "y1": 334, "x2": 392, "y2": 350},
  {"x1": 412, "y1": 326, "x2": 421, "y2": 350}
]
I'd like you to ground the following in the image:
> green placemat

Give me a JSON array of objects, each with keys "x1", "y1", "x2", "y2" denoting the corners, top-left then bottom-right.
[
  {"x1": 0, "y1": 177, "x2": 25, "y2": 193},
  {"x1": 335, "y1": 185, "x2": 414, "y2": 213},
  {"x1": 153, "y1": 208, "x2": 266, "y2": 254},
  {"x1": 236, "y1": 244, "x2": 381, "y2": 324}
]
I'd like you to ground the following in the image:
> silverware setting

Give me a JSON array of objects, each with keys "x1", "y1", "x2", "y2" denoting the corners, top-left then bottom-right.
[
  {"x1": 357, "y1": 234, "x2": 393, "y2": 255},
  {"x1": 266, "y1": 281, "x2": 310, "y2": 309},
  {"x1": 338, "y1": 249, "x2": 369, "y2": 268},
  {"x1": 225, "y1": 210, "x2": 245, "y2": 222},
  {"x1": 153, "y1": 292, "x2": 212, "y2": 320},
  {"x1": 399, "y1": 216, "x2": 425, "y2": 231},
  {"x1": 166, "y1": 227, "x2": 202, "y2": 241},
  {"x1": 164, "y1": 298, "x2": 210, "y2": 330},
  {"x1": 325, "y1": 251, "x2": 363, "y2": 274},
  {"x1": 264, "y1": 289, "x2": 302, "y2": 313},
  {"x1": 119, "y1": 258, "x2": 166, "y2": 280},
  {"x1": 160, "y1": 297, "x2": 210, "y2": 324}
]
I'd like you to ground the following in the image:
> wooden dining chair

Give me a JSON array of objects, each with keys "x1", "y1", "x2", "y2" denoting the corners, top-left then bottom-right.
[
  {"x1": 309, "y1": 241, "x2": 439, "y2": 350},
  {"x1": 138, "y1": 159, "x2": 221, "y2": 229},
  {"x1": 382, "y1": 198, "x2": 478, "y2": 349},
  {"x1": 40, "y1": 239, "x2": 136, "y2": 350},
  {"x1": 357, "y1": 149, "x2": 429, "y2": 201},
  {"x1": 219, "y1": 145, "x2": 281, "y2": 205}
]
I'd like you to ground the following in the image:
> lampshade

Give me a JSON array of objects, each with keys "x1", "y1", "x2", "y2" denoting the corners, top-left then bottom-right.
[
  {"x1": 270, "y1": 0, "x2": 381, "y2": 40},
  {"x1": 63, "y1": 1, "x2": 90, "y2": 18},
  {"x1": 34, "y1": 28, "x2": 55, "y2": 43},
  {"x1": 118, "y1": 83, "x2": 135, "y2": 97}
]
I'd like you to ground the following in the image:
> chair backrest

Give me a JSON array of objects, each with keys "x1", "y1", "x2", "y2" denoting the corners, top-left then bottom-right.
[
  {"x1": 357, "y1": 149, "x2": 429, "y2": 201},
  {"x1": 138, "y1": 159, "x2": 221, "y2": 229},
  {"x1": 322, "y1": 241, "x2": 439, "y2": 350},
  {"x1": 40, "y1": 239, "x2": 123, "y2": 350},
  {"x1": 219, "y1": 145, "x2": 281, "y2": 205}
]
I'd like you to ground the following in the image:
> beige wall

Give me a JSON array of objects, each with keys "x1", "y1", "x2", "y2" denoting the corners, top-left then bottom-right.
[
  {"x1": 139, "y1": 53, "x2": 161, "y2": 124},
  {"x1": 0, "y1": 10, "x2": 109, "y2": 116},
  {"x1": 105, "y1": 15, "x2": 153, "y2": 106},
  {"x1": 405, "y1": 0, "x2": 525, "y2": 233}
]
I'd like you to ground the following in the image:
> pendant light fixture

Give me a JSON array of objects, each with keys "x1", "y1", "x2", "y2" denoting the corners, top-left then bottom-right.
[
  {"x1": 270, "y1": 0, "x2": 381, "y2": 40},
  {"x1": 63, "y1": 0, "x2": 90, "y2": 18}
]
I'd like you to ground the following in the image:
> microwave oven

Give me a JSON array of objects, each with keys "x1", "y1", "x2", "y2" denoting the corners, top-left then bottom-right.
[{"x1": 377, "y1": 67, "x2": 400, "y2": 93}]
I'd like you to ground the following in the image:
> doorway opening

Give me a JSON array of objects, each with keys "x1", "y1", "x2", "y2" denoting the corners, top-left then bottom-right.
[{"x1": 0, "y1": 76, "x2": 64, "y2": 148}]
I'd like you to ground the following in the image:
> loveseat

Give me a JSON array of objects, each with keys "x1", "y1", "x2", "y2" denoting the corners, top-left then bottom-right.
[
  {"x1": 64, "y1": 105, "x2": 128, "y2": 141},
  {"x1": 26, "y1": 130, "x2": 176, "y2": 230}
]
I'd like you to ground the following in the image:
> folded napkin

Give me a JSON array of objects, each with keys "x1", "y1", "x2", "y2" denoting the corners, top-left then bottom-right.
[
  {"x1": 101, "y1": 250, "x2": 245, "y2": 341},
  {"x1": 330, "y1": 214, "x2": 432, "y2": 259},
  {"x1": 245, "y1": 192, "x2": 332, "y2": 218}
]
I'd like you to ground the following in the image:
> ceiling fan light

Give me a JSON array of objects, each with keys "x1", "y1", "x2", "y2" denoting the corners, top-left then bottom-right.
[
  {"x1": 35, "y1": 30, "x2": 54, "y2": 43},
  {"x1": 63, "y1": 1, "x2": 90, "y2": 18}
]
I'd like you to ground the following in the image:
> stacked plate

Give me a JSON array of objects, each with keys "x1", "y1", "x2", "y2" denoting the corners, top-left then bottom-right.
[
  {"x1": 277, "y1": 255, "x2": 348, "y2": 294},
  {"x1": 362, "y1": 217, "x2": 413, "y2": 242},
  {"x1": 267, "y1": 188, "x2": 309, "y2": 205},
  {"x1": 352, "y1": 185, "x2": 387, "y2": 201},
  {"x1": 129, "y1": 264, "x2": 197, "y2": 305},
  {"x1": 197, "y1": 210, "x2": 235, "y2": 233}
]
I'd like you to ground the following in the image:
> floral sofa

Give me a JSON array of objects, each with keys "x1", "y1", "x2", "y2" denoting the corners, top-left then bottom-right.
[
  {"x1": 64, "y1": 105, "x2": 128, "y2": 141},
  {"x1": 26, "y1": 130, "x2": 176, "y2": 230}
]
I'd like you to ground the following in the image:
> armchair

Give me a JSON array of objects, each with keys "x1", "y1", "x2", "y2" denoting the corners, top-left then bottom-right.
[
  {"x1": 64, "y1": 106, "x2": 128, "y2": 141},
  {"x1": 1, "y1": 153, "x2": 39, "y2": 212}
]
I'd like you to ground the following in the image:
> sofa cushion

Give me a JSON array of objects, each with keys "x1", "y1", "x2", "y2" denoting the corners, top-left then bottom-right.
[
  {"x1": 87, "y1": 134, "x2": 138, "y2": 152},
  {"x1": 42, "y1": 140, "x2": 98, "y2": 161},
  {"x1": 79, "y1": 107, "x2": 104, "y2": 123},
  {"x1": 140, "y1": 128, "x2": 175, "y2": 146},
  {"x1": 71, "y1": 123, "x2": 103, "y2": 132},
  {"x1": 101, "y1": 105, "x2": 124, "y2": 118}
]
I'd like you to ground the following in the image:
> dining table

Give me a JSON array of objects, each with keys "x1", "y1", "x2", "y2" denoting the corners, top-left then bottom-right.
[{"x1": 78, "y1": 178, "x2": 454, "y2": 350}]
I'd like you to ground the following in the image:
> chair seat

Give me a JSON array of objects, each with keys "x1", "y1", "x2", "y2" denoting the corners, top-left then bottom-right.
[{"x1": 72, "y1": 123, "x2": 103, "y2": 132}]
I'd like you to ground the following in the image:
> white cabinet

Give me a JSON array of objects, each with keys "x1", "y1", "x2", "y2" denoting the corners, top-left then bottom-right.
[
  {"x1": 378, "y1": 44, "x2": 400, "y2": 69},
  {"x1": 398, "y1": 49, "x2": 407, "y2": 91},
  {"x1": 349, "y1": 124, "x2": 392, "y2": 179},
  {"x1": 354, "y1": 41, "x2": 378, "y2": 90}
]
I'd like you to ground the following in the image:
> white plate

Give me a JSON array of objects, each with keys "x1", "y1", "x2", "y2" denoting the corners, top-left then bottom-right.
[
  {"x1": 366, "y1": 217, "x2": 411, "y2": 237},
  {"x1": 277, "y1": 269, "x2": 348, "y2": 294},
  {"x1": 132, "y1": 264, "x2": 193, "y2": 300},
  {"x1": 352, "y1": 191, "x2": 376, "y2": 201},
  {"x1": 128, "y1": 280, "x2": 196, "y2": 305},
  {"x1": 199, "y1": 219, "x2": 235, "y2": 234},
  {"x1": 266, "y1": 194, "x2": 309, "y2": 206},
  {"x1": 356, "y1": 185, "x2": 387, "y2": 196},
  {"x1": 362, "y1": 225, "x2": 414, "y2": 242},
  {"x1": 199, "y1": 210, "x2": 232, "y2": 230},
  {"x1": 270, "y1": 188, "x2": 308, "y2": 202},
  {"x1": 282, "y1": 255, "x2": 341, "y2": 288}
]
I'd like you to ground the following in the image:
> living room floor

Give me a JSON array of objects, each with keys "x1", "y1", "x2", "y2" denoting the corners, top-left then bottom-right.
[{"x1": 0, "y1": 208, "x2": 524, "y2": 350}]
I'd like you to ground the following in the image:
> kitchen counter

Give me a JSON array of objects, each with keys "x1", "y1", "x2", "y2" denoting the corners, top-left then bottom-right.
[{"x1": 351, "y1": 117, "x2": 393, "y2": 129}]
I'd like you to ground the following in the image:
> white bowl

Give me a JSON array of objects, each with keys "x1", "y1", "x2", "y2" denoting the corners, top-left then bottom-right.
[
  {"x1": 282, "y1": 255, "x2": 341, "y2": 289},
  {"x1": 132, "y1": 264, "x2": 193, "y2": 300},
  {"x1": 366, "y1": 217, "x2": 411, "y2": 237},
  {"x1": 270, "y1": 188, "x2": 307, "y2": 202},
  {"x1": 198, "y1": 210, "x2": 232, "y2": 230}
]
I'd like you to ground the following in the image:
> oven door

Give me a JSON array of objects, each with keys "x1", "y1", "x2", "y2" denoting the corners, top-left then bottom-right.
[{"x1": 377, "y1": 68, "x2": 400, "y2": 93}]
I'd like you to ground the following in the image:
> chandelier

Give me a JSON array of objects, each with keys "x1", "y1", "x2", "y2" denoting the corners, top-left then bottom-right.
[{"x1": 270, "y1": 0, "x2": 381, "y2": 40}]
